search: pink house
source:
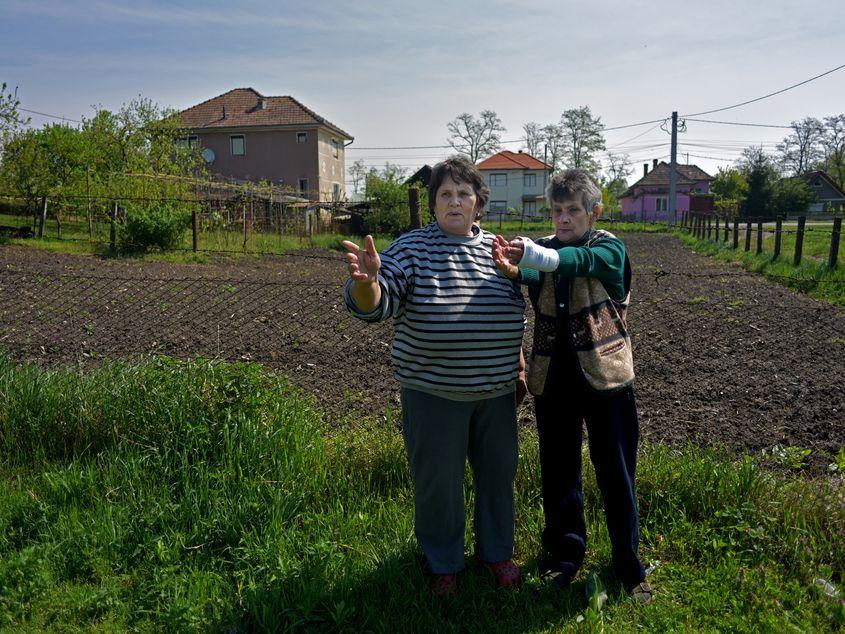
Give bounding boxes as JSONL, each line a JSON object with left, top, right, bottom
{"left": 620, "top": 160, "right": 714, "bottom": 221}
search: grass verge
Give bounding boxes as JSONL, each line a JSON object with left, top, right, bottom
{"left": 1, "top": 355, "right": 844, "bottom": 631}
{"left": 677, "top": 230, "right": 845, "bottom": 307}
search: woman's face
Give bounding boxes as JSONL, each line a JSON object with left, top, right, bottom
{"left": 551, "top": 196, "right": 598, "bottom": 243}
{"left": 434, "top": 176, "right": 479, "bottom": 237}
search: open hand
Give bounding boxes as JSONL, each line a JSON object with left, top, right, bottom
{"left": 342, "top": 235, "right": 381, "bottom": 284}
{"left": 492, "top": 235, "right": 520, "bottom": 279}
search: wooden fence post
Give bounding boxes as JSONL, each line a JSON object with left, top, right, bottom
{"left": 38, "top": 196, "right": 47, "bottom": 238}
{"left": 109, "top": 201, "right": 117, "bottom": 251}
{"left": 794, "top": 215, "right": 806, "bottom": 266}
{"left": 723, "top": 215, "right": 729, "bottom": 241}
{"left": 706, "top": 215, "right": 712, "bottom": 240}
{"left": 773, "top": 216, "right": 782, "bottom": 260}
{"left": 828, "top": 217, "right": 842, "bottom": 269}
{"left": 408, "top": 187, "right": 421, "bottom": 229}
{"left": 733, "top": 219, "right": 739, "bottom": 249}
{"left": 192, "top": 207, "right": 198, "bottom": 253}
{"left": 242, "top": 202, "right": 248, "bottom": 251}
{"left": 86, "top": 168, "right": 93, "bottom": 241}
{"left": 744, "top": 219, "right": 752, "bottom": 251}
{"left": 714, "top": 216, "right": 720, "bottom": 241}
{"left": 756, "top": 219, "right": 763, "bottom": 255}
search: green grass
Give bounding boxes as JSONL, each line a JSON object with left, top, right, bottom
{"left": 0, "top": 212, "right": 394, "bottom": 263}
{"left": 1, "top": 355, "right": 843, "bottom": 631}
{"left": 677, "top": 230, "right": 845, "bottom": 306}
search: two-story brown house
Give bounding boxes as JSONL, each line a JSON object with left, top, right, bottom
{"left": 179, "top": 88, "right": 353, "bottom": 201}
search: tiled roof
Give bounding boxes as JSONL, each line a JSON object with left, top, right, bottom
{"left": 476, "top": 151, "right": 552, "bottom": 170}
{"left": 179, "top": 88, "right": 352, "bottom": 139}
{"left": 620, "top": 161, "right": 713, "bottom": 198}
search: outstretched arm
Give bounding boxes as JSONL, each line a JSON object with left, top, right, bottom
{"left": 342, "top": 235, "right": 382, "bottom": 313}
{"left": 492, "top": 235, "right": 521, "bottom": 280}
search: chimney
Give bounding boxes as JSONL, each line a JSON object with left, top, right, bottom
{"left": 643, "top": 163, "right": 649, "bottom": 177}
{"left": 653, "top": 158, "right": 658, "bottom": 169}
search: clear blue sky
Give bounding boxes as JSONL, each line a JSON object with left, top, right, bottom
{"left": 3, "top": 0, "right": 844, "bottom": 182}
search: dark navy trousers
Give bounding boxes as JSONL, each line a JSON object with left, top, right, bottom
{"left": 534, "top": 360, "right": 645, "bottom": 589}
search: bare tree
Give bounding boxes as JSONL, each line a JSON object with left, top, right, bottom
{"left": 522, "top": 122, "right": 542, "bottom": 158}
{"left": 348, "top": 158, "right": 368, "bottom": 195}
{"left": 776, "top": 117, "right": 823, "bottom": 175}
{"left": 540, "top": 123, "right": 565, "bottom": 170}
{"left": 560, "top": 106, "right": 606, "bottom": 175}
{"left": 446, "top": 110, "right": 505, "bottom": 163}
{"left": 820, "top": 114, "right": 845, "bottom": 189}
{"left": 603, "top": 152, "right": 633, "bottom": 186}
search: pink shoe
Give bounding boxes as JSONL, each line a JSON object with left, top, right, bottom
{"left": 481, "top": 559, "right": 521, "bottom": 589}
{"left": 430, "top": 573, "right": 458, "bottom": 597}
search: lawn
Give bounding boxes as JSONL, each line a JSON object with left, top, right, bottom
{"left": 1, "top": 355, "right": 843, "bottom": 631}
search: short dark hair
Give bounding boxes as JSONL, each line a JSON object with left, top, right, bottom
{"left": 546, "top": 169, "right": 603, "bottom": 212}
{"left": 428, "top": 155, "right": 490, "bottom": 219}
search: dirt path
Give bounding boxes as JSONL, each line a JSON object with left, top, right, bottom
{"left": 1, "top": 233, "right": 843, "bottom": 469}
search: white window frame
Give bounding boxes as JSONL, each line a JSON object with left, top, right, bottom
{"left": 230, "top": 135, "right": 245, "bottom": 156}
{"left": 333, "top": 183, "right": 341, "bottom": 201}
{"left": 490, "top": 173, "right": 507, "bottom": 187}
{"left": 489, "top": 200, "right": 508, "bottom": 213}
{"left": 188, "top": 135, "right": 198, "bottom": 149}
{"left": 331, "top": 138, "right": 339, "bottom": 158}
{"left": 655, "top": 196, "right": 668, "bottom": 212}
{"left": 296, "top": 131, "right": 307, "bottom": 143}
{"left": 524, "top": 201, "right": 537, "bottom": 215}
{"left": 523, "top": 173, "right": 537, "bottom": 188}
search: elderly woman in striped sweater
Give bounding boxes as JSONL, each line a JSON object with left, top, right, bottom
{"left": 342, "top": 156, "right": 526, "bottom": 597}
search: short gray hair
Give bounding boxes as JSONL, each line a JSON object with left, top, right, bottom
{"left": 545, "top": 169, "right": 603, "bottom": 212}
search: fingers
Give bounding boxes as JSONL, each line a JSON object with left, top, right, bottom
{"left": 342, "top": 240, "right": 360, "bottom": 254}
{"left": 363, "top": 234, "right": 376, "bottom": 256}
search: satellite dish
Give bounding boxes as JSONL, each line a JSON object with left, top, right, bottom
{"left": 202, "top": 148, "right": 215, "bottom": 163}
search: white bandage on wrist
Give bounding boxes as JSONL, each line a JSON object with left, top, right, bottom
{"left": 518, "top": 237, "right": 560, "bottom": 272}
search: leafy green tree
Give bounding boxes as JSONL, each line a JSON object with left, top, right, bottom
{"left": 0, "top": 82, "right": 29, "bottom": 154}
{"left": 738, "top": 146, "right": 777, "bottom": 219}
{"left": 776, "top": 117, "right": 823, "bottom": 176}
{"left": 363, "top": 166, "right": 428, "bottom": 235}
{"left": 560, "top": 106, "right": 606, "bottom": 175}
{"left": 771, "top": 177, "right": 814, "bottom": 217}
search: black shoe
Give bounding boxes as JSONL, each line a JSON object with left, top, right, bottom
{"left": 541, "top": 568, "right": 574, "bottom": 590}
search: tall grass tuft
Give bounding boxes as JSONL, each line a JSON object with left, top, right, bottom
{"left": 0, "top": 354, "right": 843, "bottom": 631}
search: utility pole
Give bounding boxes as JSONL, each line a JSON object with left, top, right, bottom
{"left": 669, "top": 111, "right": 678, "bottom": 227}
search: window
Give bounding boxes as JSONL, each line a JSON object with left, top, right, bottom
{"left": 490, "top": 173, "right": 507, "bottom": 187}
{"left": 297, "top": 132, "right": 307, "bottom": 143}
{"left": 524, "top": 201, "right": 536, "bottom": 215}
{"left": 814, "top": 179, "right": 822, "bottom": 187}
{"left": 655, "top": 197, "right": 668, "bottom": 212}
{"left": 230, "top": 135, "right": 245, "bottom": 156}
{"left": 331, "top": 138, "right": 339, "bottom": 158}
{"left": 333, "top": 183, "right": 341, "bottom": 201}
{"left": 489, "top": 200, "right": 508, "bottom": 212}
{"left": 298, "top": 178, "right": 309, "bottom": 193}
{"left": 188, "top": 136, "right": 198, "bottom": 149}
{"left": 523, "top": 173, "right": 537, "bottom": 188}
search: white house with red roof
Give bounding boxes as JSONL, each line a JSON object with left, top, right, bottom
{"left": 476, "top": 151, "right": 553, "bottom": 220}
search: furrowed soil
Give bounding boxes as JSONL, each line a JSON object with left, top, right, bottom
{"left": 1, "top": 232, "right": 843, "bottom": 470}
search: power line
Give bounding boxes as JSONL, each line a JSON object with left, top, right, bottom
{"left": 681, "top": 63, "right": 845, "bottom": 117}
{"left": 685, "top": 118, "right": 792, "bottom": 129}
{"left": 19, "top": 107, "right": 82, "bottom": 124}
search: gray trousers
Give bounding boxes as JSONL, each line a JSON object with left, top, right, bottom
{"left": 401, "top": 387, "right": 518, "bottom": 574}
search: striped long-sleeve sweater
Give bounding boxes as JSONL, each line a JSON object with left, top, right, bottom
{"left": 344, "top": 222, "right": 525, "bottom": 401}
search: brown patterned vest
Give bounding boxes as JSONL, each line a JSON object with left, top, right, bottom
{"left": 527, "top": 230, "right": 635, "bottom": 395}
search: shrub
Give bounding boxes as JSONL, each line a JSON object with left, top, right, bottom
{"left": 116, "top": 203, "right": 188, "bottom": 252}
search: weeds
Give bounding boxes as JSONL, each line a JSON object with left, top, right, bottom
{"left": 0, "top": 355, "right": 843, "bottom": 630}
